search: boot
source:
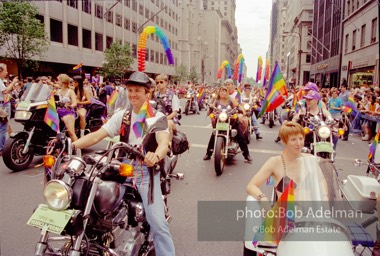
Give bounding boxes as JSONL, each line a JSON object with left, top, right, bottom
{"left": 256, "top": 134, "right": 262, "bottom": 140}
{"left": 274, "top": 136, "right": 281, "bottom": 143}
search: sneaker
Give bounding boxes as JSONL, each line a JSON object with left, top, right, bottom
{"left": 244, "top": 155, "right": 252, "bottom": 162}
{"left": 274, "top": 137, "right": 281, "bottom": 143}
{"left": 203, "top": 154, "right": 211, "bottom": 160}
{"left": 256, "top": 134, "right": 263, "bottom": 140}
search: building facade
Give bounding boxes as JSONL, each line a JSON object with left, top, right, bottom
{"left": 340, "top": 0, "right": 379, "bottom": 88}
{"left": 310, "top": 0, "right": 343, "bottom": 88}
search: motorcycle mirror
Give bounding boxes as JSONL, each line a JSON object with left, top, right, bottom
{"left": 226, "top": 105, "right": 232, "bottom": 110}
{"left": 145, "top": 115, "right": 168, "bottom": 134}
{"left": 217, "top": 105, "right": 222, "bottom": 110}
{"left": 353, "top": 159, "right": 363, "bottom": 167}
{"left": 149, "top": 100, "right": 157, "bottom": 109}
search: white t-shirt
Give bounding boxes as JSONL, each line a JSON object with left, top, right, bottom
{"left": 0, "top": 79, "right": 6, "bottom": 101}
{"left": 102, "top": 109, "right": 168, "bottom": 145}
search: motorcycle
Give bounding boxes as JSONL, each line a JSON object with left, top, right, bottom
{"left": 299, "top": 115, "right": 345, "bottom": 161}
{"left": 27, "top": 128, "right": 184, "bottom": 256}
{"left": 184, "top": 91, "right": 198, "bottom": 115}
{"left": 209, "top": 104, "right": 240, "bottom": 176}
{"left": 2, "top": 83, "right": 105, "bottom": 172}
{"left": 242, "top": 99, "right": 253, "bottom": 144}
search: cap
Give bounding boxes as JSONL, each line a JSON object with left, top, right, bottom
{"left": 244, "top": 83, "right": 252, "bottom": 90}
{"left": 126, "top": 71, "right": 151, "bottom": 89}
{"left": 304, "top": 82, "right": 319, "bottom": 92}
{"left": 303, "top": 90, "right": 321, "bottom": 101}
{"left": 73, "top": 75, "right": 83, "bottom": 82}
{"left": 224, "top": 79, "right": 234, "bottom": 85}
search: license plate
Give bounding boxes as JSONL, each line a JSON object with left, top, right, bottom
{"left": 315, "top": 142, "right": 334, "bottom": 153}
{"left": 27, "top": 204, "right": 74, "bottom": 234}
{"left": 216, "top": 123, "right": 229, "bottom": 131}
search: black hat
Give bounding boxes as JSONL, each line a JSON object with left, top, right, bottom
{"left": 126, "top": 71, "right": 151, "bottom": 89}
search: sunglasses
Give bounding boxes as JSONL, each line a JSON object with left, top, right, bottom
{"left": 156, "top": 81, "right": 165, "bottom": 84}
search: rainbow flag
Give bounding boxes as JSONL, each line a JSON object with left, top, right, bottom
{"left": 44, "top": 92, "right": 60, "bottom": 133}
{"left": 132, "top": 99, "right": 155, "bottom": 138}
{"left": 235, "top": 87, "right": 242, "bottom": 103}
{"left": 256, "top": 56, "right": 263, "bottom": 83}
{"left": 263, "top": 59, "right": 270, "bottom": 87}
{"left": 345, "top": 96, "right": 358, "bottom": 116}
{"left": 253, "top": 180, "right": 295, "bottom": 245}
{"left": 197, "top": 88, "right": 206, "bottom": 105}
{"left": 2, "top": 94, "right": 11, "bottom": 106}
{"left": 73, "top": 62, "right": 83, "bottom": 71}
{"left": 368, "top": 128, "right": 380, "bottom": 161}
{"left": 107, "top": 90, "right": 119, "bottom": 106}
{"left": 258, "top": 62, "right": 288, "bottom": 118}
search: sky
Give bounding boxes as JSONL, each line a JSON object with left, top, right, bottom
{"left": 235, "top": 0, "right": 272, "bottom": 79}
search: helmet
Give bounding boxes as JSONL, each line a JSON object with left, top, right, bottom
{"left": 224, "top": 79, "right": 234, "bottom": 85}
{"left": 126, "top": 71, "right": 151, "bottom": 89}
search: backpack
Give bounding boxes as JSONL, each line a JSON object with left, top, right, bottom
{"left": 171, "top": 130, "right": 190, "bottom": 155}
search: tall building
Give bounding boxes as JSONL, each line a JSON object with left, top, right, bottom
{"left": 340, "top": 0, "right": 379, "bottom": 88}
{"left": 310, "top": 0, "right": 343, "bottom": 88}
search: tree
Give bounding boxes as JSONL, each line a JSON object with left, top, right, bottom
{"left": 0, "top": 1, "right": 49, "bottom": 78}
{"left": 172, "top": 64, "right": 188, "bottom": 84}
{"left": 188, "top": 66, "right": 199, "bottom": 84}
{"left": 102, "top": 40, "right": 134, "bottom": 79}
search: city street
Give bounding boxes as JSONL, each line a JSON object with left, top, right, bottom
{"left": 0, "top": 102, "right": 375, "bottom": 256}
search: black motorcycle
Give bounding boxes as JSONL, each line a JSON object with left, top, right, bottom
{"left": 184, "top": 91, "right": 198, "bottom": 115}
{"left": 3, "top": 83, "right": 105, "bottom": 172}
{"left": 27, "top": 131, "right": 183, "bottom": 256}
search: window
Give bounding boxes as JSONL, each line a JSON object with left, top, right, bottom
{"left": 68, "top": 24, "right": 78, "bottom": 46}
{"left": 82, "top": 29, "right": 91, "bottom": 49}
{"left": 106, "top": 36, "right": 113, "bottom": 49}
{"left": 132, "top": 0, "right": 137, "bottom": 11}
{"left": 306, "top": 54, "right": 311, "bottom": 63}
{"left": 347, "top": 1, "right": 350, "bottom": 16}
{"left": 307, "top": 40, "right": 311, "bottom": 50}
{"left": 132, "top": 22, "right": 137, "bottom": 33}
{"left": 67, "top": 0, "right": 78, "bottom": 9}
{"left": 139, "top": 4, "right": 143, "bottom": 15}
{"left": 371, "top": 18, "right": 377, "bottom": 43}
{"left": 160, "top": 53, "right": 163, "bottom": 64}
{"left": 361, "top": 24, "right": 366, "bottom": 47}
{"left": 106, "top": 10, "right": 113, "bottom": 23}
{"left": 345, "top": 34, "right": 349, "bottom": 53}
{"left": 95, "top": 4, "right": 103, "bottom": 19}
{"left": 82, "top": 0, "right": 91, "bottom": 14}
{"left": 50, "top": 19, "right": 63, "bottom": 43}
{"left": 95, "top": 33, "right": 103, "bottom": 51}
{"left": 145, "top": 8, "right": 149, "bottom": 19}
{"left": 116, "top": 14, "right": 122, "bottom": 27}
{"left": 124, "top": 0, "right": 130, "bottom": 7}
{"left": 36, "top": 15, "right": 44, "bottom": 24}
{"left": 146, "top": 49, "right": 149, "bottom": 61}
{"left": 132, "top": 44, "right": 137, "bottom": 58}
{"left": 155, "top": 52, "right": 159, "bottom": 63}
{"left": 352, "top": 30, "right": 356, "bottom": 50}
{"left": 125, "top": 18, "right": 130, "bottom": 30}
{"left": 150, "top": 49, "right": 154, "bottom": 62}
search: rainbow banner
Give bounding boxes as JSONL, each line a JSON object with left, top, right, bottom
{"left": 107, "top": 90, "right": 119, "bottom": 107}
{"left": 263, "top": 59, "right": 270, "bottom": 87}
{"left": 197, "top": 88, "right": 206, "bottom": 105}
{"left": 217, "top": 60, "right": 232, "bottom": 79}
{"left": 233, "top": 54, "right": 245, "bottom": 82}
{"left": 132, "top": 99, "right": 156, "bottom": 138}
{"left": 138, "top": 26, "right": 174, "bottom": 72}
{"left": 73, "top": 62, "right": 83, "bottom": 71}
{"left": 235, "top": 87, "right": 242, "bottom": 103}
{"left": 368, "top": 128, "right": 380, "bottom": 161}
{"left": 258, "top": 62, "right": 288, "bottom": 118}
{"left": 253, "top": 180, "right": 295, "bottom": 245}
{"left": 44, "top": 92, "right": 60, "bottom": 133}
{"left": 256, "top": 56, "right": 263, "bottom": 83}
{"left": 344, "top": 96, "right": 358, "bottom": 116}
{"left": 2, "top": 94, "right": 11, "bottom": 106}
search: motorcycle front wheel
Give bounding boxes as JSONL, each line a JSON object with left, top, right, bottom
{"left": 214, "top": 137, "right": 226, "bottom": 176}
{"left": 3, "top": 137, "right": 33, "bottom": 171}
{"left": 185, "top": 101, "right": 190, "bottom": 115}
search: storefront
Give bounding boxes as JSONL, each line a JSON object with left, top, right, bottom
{"left": 347, "top": 59, "right": 375, "bottom": 88}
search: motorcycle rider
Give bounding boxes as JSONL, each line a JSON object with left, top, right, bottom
{"left": 73, "top": 75, "right": 91, "bottom": 138}
{"left": 241, "top": 83, "right": 263, "bottom": 140}
{"left": 154, "top": 74, "right": 180, "bottom": 137}
{"left": 203, "top": 85, "right": 252, "bottom": 162}
{"left": 72, "top": 71, "right": 175, "bottom": 256}
{"left": 187, "top": 83, "right": 201, "bottom": 114}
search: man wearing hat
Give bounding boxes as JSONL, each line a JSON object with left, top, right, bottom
{"left": 242, "top": 83, "right": 263, "bottom": 140}
{"left": 73, "top": 71, "right": 175, "bottom": 255}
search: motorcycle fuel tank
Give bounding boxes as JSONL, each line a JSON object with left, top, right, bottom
{"left": 93, "top": 181, "right": 126, "bottom": 216}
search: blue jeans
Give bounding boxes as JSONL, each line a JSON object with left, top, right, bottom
{"left": 0, "top": 120, "right": 7, "bottom": 151}
{"left": 128, "top": 162, "right": 175, "bottom": 256}
{"left": 251, "top": 112, "right": 260, "bottom": 135}
{"left": 193, "top": 97, "right": 200, "bottom": 113}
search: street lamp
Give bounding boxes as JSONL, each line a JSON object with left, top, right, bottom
{"left": 283, "top": 30, "right": 302, "bottom": 86}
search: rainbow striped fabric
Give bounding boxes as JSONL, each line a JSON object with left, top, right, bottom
{"left": 107, "top": 90, "right": 119, "bottom": 106}
{"left": 235, "top": 87, "right": 242, "bottom": 103}
{"left": 197, "top": 88, "right": 206, "bottom": 105}
{"left": 73, "top": 62, "right": 83, "bottom": 70}
{"left": 44, "top": 92, "right": 60, "bottom": 133}
{"left": 258, "top": 62, "right": 288, "bottom": 117}
{"left": 132, "top": 99, "right": 155, "bottom": 138}
{"left": 368, "top": 128, "right": 380, "bottom": 161}
{"left": 253, "top": 179, "right": 295, "bottom": 245}
{"left": 344, "top": 96, "right": 358, "bottom": 116}
{"left": 2, "top": 94, "right": 11, "bottom": 106}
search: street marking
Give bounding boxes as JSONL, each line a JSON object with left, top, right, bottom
{"left": 189, "top": 143, "right": 363, "bottom": 162}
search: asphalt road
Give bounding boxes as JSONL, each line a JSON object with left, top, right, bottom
{"left": 0, "top": 104, "right": 375, "bottom": 256}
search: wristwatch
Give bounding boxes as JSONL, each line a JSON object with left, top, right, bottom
{"left": 256, "top": 193, "right": 267, "bottom": 201}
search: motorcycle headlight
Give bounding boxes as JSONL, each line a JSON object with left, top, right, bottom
{"left": 15, "top": 110, "right": 32, "bottom": 120}
{"left": 196, "top": 93, "right": 199, "bottom": 97}
{"left": 186, "top": 94, "right": 191, "bottom": 99}
{"left": 219, "top": 112, "right": 228, "bottom": 122}
{"left": 243, "top": 103, "right": 250, "bottom": 110}
{"left": 43, "top": 180, "right": 72, "bottom": 210}
{"left": 318, "top": 126, "right": 331, "bottom": 139}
